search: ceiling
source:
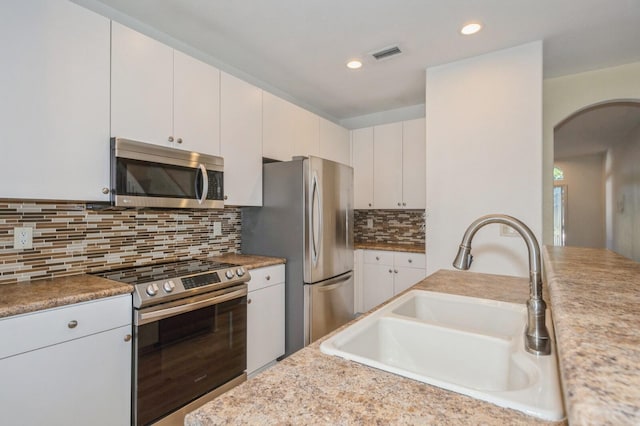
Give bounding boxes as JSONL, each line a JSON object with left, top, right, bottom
{"left": 554, "top": 102, "right": 640, "bottom": 160}
{"left": 86, "top": 0, "right": 640, "bottom": 121}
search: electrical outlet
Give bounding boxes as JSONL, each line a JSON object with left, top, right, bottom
{"left": 366, "top": 219, "right": 373, "bottom": 228}
{"left": 212, "top": 222, "right": 222, "bottom": 237}
{"left": 14, "top": 227, "right": 33, "bottom": 249}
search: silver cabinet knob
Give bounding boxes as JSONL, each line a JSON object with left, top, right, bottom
{"left": 394, "top": 269, "right": 398, "bottom": 274}
{"left": 124, "top": 334, "right": 132, "bottom": 342}
{"left": 68, "top": 320, "right": 78, "bottom": 329}
{"left": 402, "top": 202, "right": 406, "bottom": 206}
{"left": 101, "top": 187, "right": 109, "bottom": 194}
{"left": 177, "top": 137, "right": 183, "bottom": 144}
{"left": 224, "top": 195, "right": 228, "bottom": 200}
{"left": 168, "top": 136, "right": 174, "bottom": 142}
{"left": 397, "top": 202, "right": 401, "bottom": 206}
{"left": 266, "top": 275, "right": 271, "bottom": 281}
{"left": 388, "top": 269, "right": 393, "bottom": 273}
{"left": 408, "top": 259, "right": 413, "bottom": 263}
{"left": 368, "top": 203, "right": 372, "bottom": 207}
{"left": 247, "top": 298, "right": 252, "bottom": 304}
{"left": 375, "top": 256, "right": 380, "bottom": 261}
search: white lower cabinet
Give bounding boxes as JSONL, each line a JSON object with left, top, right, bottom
{"left": 0, "top": 294, "right": 132, "bottom": 426}
{"left": 247, "top": 264, "right": 285, "bottom": 376}
{"left": 361, "top": 250, "right": 426, "bottom": 312}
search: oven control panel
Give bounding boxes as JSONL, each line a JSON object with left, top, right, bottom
{"left": 132, "top": 266, "right": 248, "bottom": 308}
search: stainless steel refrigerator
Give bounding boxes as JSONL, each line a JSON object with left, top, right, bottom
{"left": 242, "top": 156, "right": 354, "bottom": 357}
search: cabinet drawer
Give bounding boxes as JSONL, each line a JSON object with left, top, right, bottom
{"left": 394, "top": 252, "right": 426, "bottom": 269}
{"left": 363, "top": 250, "right": 394, "bottom": 265}
{"left": 248, "top": 264, "right": 285, "bottom": 292}
{"left": 0, "top": 294, "right": 131, "bottom": 360}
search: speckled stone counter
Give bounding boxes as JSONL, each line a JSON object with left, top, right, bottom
{"left": 355, "top": 241, "right": 425, "bottom": 253}
{"left": 0, "top": 274, "right": 133, "bottom": 319}
{"left": 213, "top": 253, "right": 286, "bottom": 269}
{"left": 186, "top": 269, "right": 562, "bottom": 425}
{"left": 543, "top": 246, "right": 640, "bottom": 425}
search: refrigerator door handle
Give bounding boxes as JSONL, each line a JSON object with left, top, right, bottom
{"left": 315, "top": 272, "right": 353, "bottom": 292}
{"left": 311, "top": 172, "right": 323, "bottom": 266}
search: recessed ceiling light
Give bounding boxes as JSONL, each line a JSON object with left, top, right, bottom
{"left": 346, "top": 59, "right": 362, "bottom": 70}
{"left": 460, "top": 22, "right": 482, "bottom": 35}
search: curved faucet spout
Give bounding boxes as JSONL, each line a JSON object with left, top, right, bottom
{"left": 452, "top": 214, "right": 551, "bottom": 356}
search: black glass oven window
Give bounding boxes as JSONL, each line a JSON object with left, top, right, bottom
{"left": 135, "top": 297, "right": 246, "bottom": 425}
{"left": 116, "top": 158, "right": 223, "bottom": 200}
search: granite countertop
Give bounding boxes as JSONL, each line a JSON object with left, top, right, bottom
{"left": 213, "top": 253, "right": 286, "bottom": 269}
{"left": 355, "top": 241, "right": 425, "bottom": 253}
{"left": 0, "top": 274, "right": 133, "bottom": 319}
{"left": 186, "top": 269, "right": 561, "bottom": 425}
{"left": 543, "top": 246, "right": 640, "bottom": 425}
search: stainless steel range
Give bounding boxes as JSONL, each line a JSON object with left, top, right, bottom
{"left": 93, "top": 258, "right": 250, "bottom": 426}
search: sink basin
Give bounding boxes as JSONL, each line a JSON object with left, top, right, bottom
{"left": 320, "top": 290, "right": 564, "bottom": 421}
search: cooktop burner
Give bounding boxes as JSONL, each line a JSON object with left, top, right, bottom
{"left": 92, "top": 258, "right": 249, "bottom": 309}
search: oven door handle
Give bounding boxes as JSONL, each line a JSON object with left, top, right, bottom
{"left": 136, "top": 287, "right": 246, "bottom": 325}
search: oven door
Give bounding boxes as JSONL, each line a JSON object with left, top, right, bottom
{"left": 133, "top": 286, "right": 247, "bottom": 426}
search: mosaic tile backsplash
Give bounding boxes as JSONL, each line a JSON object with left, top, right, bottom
{"left": 0, "top": 201, "right": 240, "bottom": 285}
{"left": 354, "top": 209, "right": 425, "bottom": 246}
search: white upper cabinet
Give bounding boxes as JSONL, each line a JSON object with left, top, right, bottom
{"left": 173, "top": 50, "right": 221, "bottom": 155}
{"left": 352, "top": 127, "right": 374, "bottom": 209}
{"left": 373, "top": 122, "right": 404, "bottom": 208}
{"left": 263, "top": 92, "right": 319, "bottom": 161}
{"left": 111, "top": 22, "right": 173, "bottom": 146}
{"left": 220, "top": 72, "right": 263, "bottom": 206}
{"left": 111, "top": 23, "right": 220, "bottom": 156}
{"left": 402, "top": 118, "right": 426, "bottom": 209}
{"left": 0, "top": 0, "right": 111, "bottom": 201}
{"left": 319, "top": 118, "right": 351, "bottom": 165}
{"left": 351, "top": 118, "right": 426, "bottom": 210}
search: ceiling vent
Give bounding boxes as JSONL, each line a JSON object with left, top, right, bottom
{"left": 371, "top": 45, "right": 402, "bottom": 61}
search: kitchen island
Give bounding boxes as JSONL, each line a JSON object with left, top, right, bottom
{"left": 187, "top": 246, "right": 640, "bottom": 425}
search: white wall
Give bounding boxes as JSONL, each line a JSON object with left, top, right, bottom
{"left": 606, "top": 123, "right": 640, "bottom": 261}
{"left": 543, "top": 61, "right": 640, "bottom": 245}
{"left": 555, "top": 153, "right": 605, "bottom": 248}
{"left": 425, "top": 41, "right": 543, "bottom": 277}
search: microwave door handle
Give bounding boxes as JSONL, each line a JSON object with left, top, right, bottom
{"left": 197, "top": 164, "right": 209, "bottom": 205}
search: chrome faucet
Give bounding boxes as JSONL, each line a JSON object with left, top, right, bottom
{"left": 452, "top": 214, "right": 551, "bottom": 356}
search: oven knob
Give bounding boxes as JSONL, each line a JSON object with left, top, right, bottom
{"left": 163, "top": 280, "right": 175, "bottom": 293}
{"left": 236, "top": 268, "right": 245, "bottom": 277}
{"left": 146, "top": 283, "right": 158, "bottom": 296}
{"left": 225, "top": 270, "right": 235, "bottom": 279}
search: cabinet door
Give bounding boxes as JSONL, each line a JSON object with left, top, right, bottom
{"left": 262, "top": 92, "right": 294, "bottom": 161}
{"left": 221, "top": 72, "right": 263, "bottom": 206}
{"left": 319, "top": 118, "right": 350, "bottom": 165}
{"left": 362, "top": 263, "right": 394, "bottom": 311}
{"left": 0, "top": 0, "right": 110, "bottom": 201}
{"left": 0, "top": 325, "right": 132, "bottom": 426}
{"left": 111, "top": 22, "right": 173, "bottom": 145}
{"left": 373, "top": 122, "right": 403, "bottom": 208}
{"left": 394, "top": 266, "right": 426, "bottom": 295}
{"left": 352, "top": 127, "right": 374, "bottom": 209}
{"left": 247, "top": 283, "right": 285, "bottom": 375}
{"left": 173, "top": 50, "right": 220, "bottom": 155}
{"left": 402, "top": 118, "right": 426, "bottom": 208}
{"left": 292, "top": 106, "right": 320, "bottom": 158}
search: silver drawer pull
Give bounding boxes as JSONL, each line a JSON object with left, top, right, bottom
{"left": 388, "top": 269, "right": 392, "bottom": 273}
{"left": 67, "top": 320, "right": 78, "bottom": 329}
{"left": 408, "top": 259, "right": 413, "bottom": 263}
{"left": 266, "top": 275, "right": 271, "bottom": 281}
{"left": 376, "top": 256, "right": 380, "bottom": 260}
{"left": 124, "top": 334, "right": 132, "bottom": 342}
{"left": 247, "top": 299, "right": 252, "bottom": 304}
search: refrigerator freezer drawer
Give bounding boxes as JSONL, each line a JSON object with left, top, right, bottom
{"left": 304, "top": 272, "right": 355, "bottom": 345}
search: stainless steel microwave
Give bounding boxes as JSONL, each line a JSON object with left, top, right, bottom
{"left": 110, "top": 138, "right": 224, "bottom": 209}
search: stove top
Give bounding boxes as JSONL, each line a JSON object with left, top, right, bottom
{"left": 92, "top": 258, "right": 250, "bottom": 309}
